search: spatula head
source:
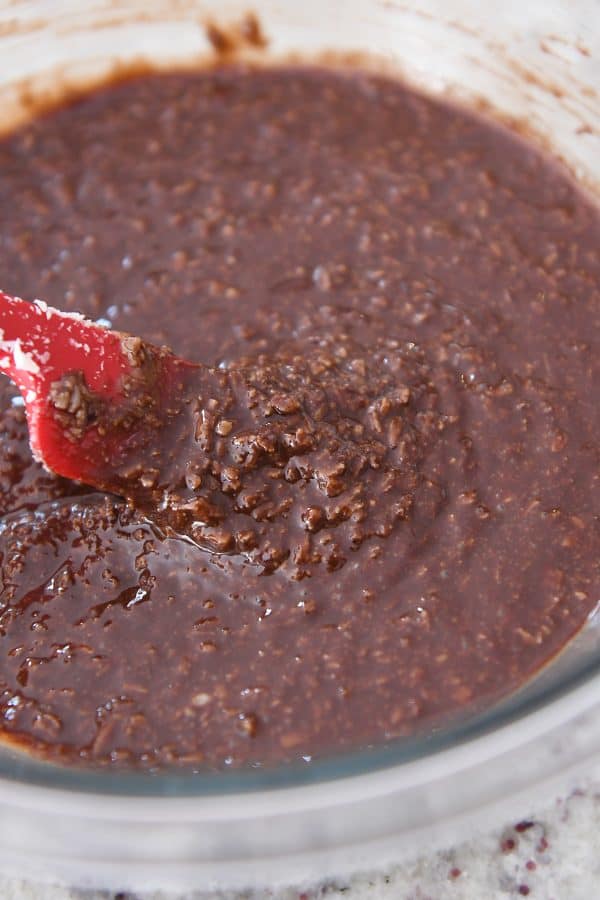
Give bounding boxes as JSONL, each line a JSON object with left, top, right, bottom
{"left": 0, "top": 290, "right": 189, "bottom": 489}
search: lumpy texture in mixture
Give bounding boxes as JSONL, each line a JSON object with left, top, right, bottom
{"left": 0, "top": 66, "right": 599, "bottom": 769}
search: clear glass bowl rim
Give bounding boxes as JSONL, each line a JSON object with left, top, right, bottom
{"left": 0, "top": 638, "right": 598, "bottom": 799}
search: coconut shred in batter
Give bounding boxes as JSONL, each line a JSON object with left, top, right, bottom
{"left": 0, "top": 66, "right": 599, "bottom": 769}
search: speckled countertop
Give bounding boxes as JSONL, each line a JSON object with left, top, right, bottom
{"left": 2, "top": 779, "right": 600, "bottom": 900}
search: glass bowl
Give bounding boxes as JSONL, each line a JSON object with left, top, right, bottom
{"left": 0, "top": 0, "right": 598, "bottom": 892}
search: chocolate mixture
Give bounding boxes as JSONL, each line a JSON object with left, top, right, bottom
{"left": 0, "top": 66, "right": 599, "bottom": 769}
{"left": 46, "top": 332, "right": 449, "bottom": 575}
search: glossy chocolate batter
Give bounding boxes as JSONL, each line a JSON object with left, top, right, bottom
{"left": 0, "top": 66, "right": 599, "bottom": 769}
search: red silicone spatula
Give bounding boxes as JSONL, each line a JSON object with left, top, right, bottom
{"left": 0, "top": 289, "right": 210, "bottom": 502}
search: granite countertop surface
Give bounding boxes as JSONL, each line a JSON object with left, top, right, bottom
{"left": 2, "top": 779, "right": 599, "bottom": 900}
